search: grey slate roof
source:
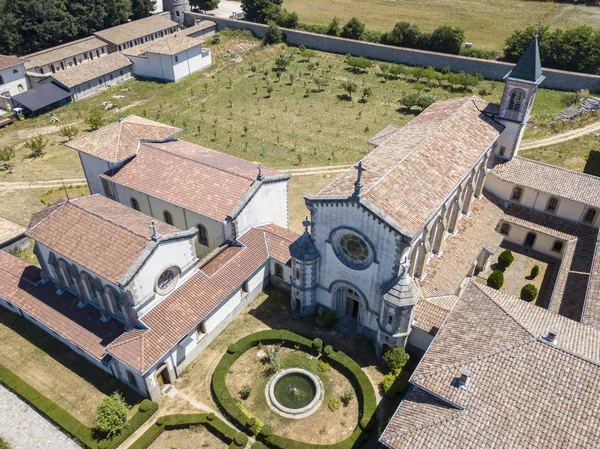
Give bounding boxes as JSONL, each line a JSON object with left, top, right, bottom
{"left": 289, "top": 231, "right": 320, "bottom": 261}
{"left": 506, "top": 35, "right": 544, "bottom": 84}
{"left": 382, "top": 270, "right": 421, "bottom": 307}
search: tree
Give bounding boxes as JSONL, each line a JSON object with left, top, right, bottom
{"left": 382, "top": 347, "right": 410, "bottom": 373}
{"left": 429, "top": 25, "right": 465, "bottom": 54}
{"left": 278, "top": 11, "right": 298, "bottom": 29}
{"left": 360, "top": 86, "right": 372, "bottom": 103}
{"left": 399, "top": 91, "right": 435, "bottom": 110}
{"left": 241, "top": 0, "right": 283, "bottom": 23}
{"left": 340, "top": 17, "right": 365, "bottom": 40}
{"left": 487, "top": 270, "right": 504, "bottom": 290}
{"left": 24, "top": 135, "right": 48, "bottom": 158}
{"left": 104, "top": 0, "right": 132, "bottom": 28}
{"left": 325, "top": 16, "right": 341, "bottom": 36}
{"left": 274, "top": 53, "right": 290, "bottom": 71}
{"left": 131, "top": 0, "right": 156, "bottom": 19}
{"left": 86, "top": 111, "right": 104, "bottom": 130}
{"left": 59, "top": 125, "right": 79, "bottom": 141}
{"left": 189, "top": 0, "right": 219, "bottom": 10}
{"left": 498, "top": 249, "right": 515, "bottom": 269}
{"left": 383, "top": 21, "right": 422, "bottom": 49}
{"left": 341, "top": 81, "right": 358, "bottom": 99}
{"left": 263, "top": 21, "right": 282, "bottom": 45}
{"left": 520, "top": 284, "right": 538, "bottom": 302}
{"left": 93, "top": 392, "right": 129, "bottom": 439}
{"left": 346, "top": 55, "right": 372, "bottom": 73}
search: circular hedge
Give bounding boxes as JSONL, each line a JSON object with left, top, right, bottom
{"left": 211, "top": 330, "right": 376, "bottom": 449}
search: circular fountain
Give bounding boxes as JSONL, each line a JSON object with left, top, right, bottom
{"left": 266, "top": 368, "right": 323, "bottom": 419}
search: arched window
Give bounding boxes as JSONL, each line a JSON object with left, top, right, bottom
{"left": 274, "top": 263, "right": 284, "bottom": 279}
{"left": 500, "top": 223, "right": 511, "bottom": 236}
{"left": 130, "top": 198, "right": 140, "bottom": 211}
{"left": 241, "top": 281, "right": 249, "bottom": 293}
{"left": 584, "top": 208, "right": 597, "bottom": 224}
{"left": 508, "top": 90, "right": 523, "bottom": 111}
{"left": 546, "top": 197, "right": 559, "bottom": 213}
{"left": 13, "top": 69, "right": 18, "bottom": 74}
{"left": 17, "top": 84, "right": 24, "bottom": 92}
{"left": 0, "top": 75, "right": 3, "bottom": 84}
{"left": 197, "top": 224, "right": 208, "bottom": 246}
{"left": 511, "top": 186, "right": 523, "bottom": 202}
{"left": 163, "top": 211, "right": 173, "bottom": 225}
{"left": 552, "top": 241, "right": 564, "bottom": 253}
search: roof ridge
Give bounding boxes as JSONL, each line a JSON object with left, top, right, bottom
{"left": 362, "top": 96, "right": 480, "bottom": 198}
{"left": 123, "top": 116, "right": 181, "bottom": 132}
{"left": 69, "top": 196, "right": 153, "bottom": 240}
{"left": 113, "top": 120, "right": 125, "bottom": 163}
{"left": 512, "top": 156, "right": 600, "bottom": 182}
{"left": 259, "top": 225, "right": 297, "bottom": 243}
{"left": 27, "top": 199, "right": 68, "bottom": 234}
{"left": 142, "top": 142, "right": 257, "bottom": 182}
{"left": 263, "top": 230, "right": 270, "bottom": 258}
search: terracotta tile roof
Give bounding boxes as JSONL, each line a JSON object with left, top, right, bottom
{"left": 382, "top": 282, "right": 600, "bottom": 449}
{"left": 24, "top": 37, "right": 107, "bottom": 70}
{"left": 260, "top": 224, "right": 299, "bottom": 265}
{"left": 416, "top": 192, "right": 504, "bottom": 299}
{"left": 106, "top": 226, "right": 283, "bottom": 372}
{"left": 102, "top": 140, "right": 282, "bottom": 221}
{"left": 503, "top": 202, "right": 598, "bottom": 241}
{"left": 0, "top": 55, "right": 27, "bottom": 71}
{"left": 0, "top": 216, "right": 25, "bottom": 245}
{"left": 547, "top": 232, "right": 598, "bottom": 321}
{"left": 65, "top": 115, "right": 180, "bottom": 163}
{"left": 317, "top": 96, "right": 503, "bottom": 235}
{"left": 491, "top": 157, "right": 600, "bottom": 208}
{"left": 26, "top": 195, "right": 178, "bottom": 284}
{"left": 123, "top": 33, "right": 202, "bottom": 56}
{"left": 366, "top": 124, "right": 402, "bottom": 146}
{"left": 179, "top": 21, "right": 216, "bottom": 36}
{"left": 0, "top": 251, "right": 125, "bottom": 360}
{"left": 582, "top": 239, "right": 600, "bottom": 329}
{"left": 412, "top": 295, "right": 457, "bottom": 335}
{"left": 94, "top": 13, "right": 177, "bottom": 46}
{"left": 51, "top": 52, "right": 132, "bottom": 89}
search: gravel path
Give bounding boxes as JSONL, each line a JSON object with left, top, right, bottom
{"left": 0, "top": 385, "right": 81, "bottom": 449}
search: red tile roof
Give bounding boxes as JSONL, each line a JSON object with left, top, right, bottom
{"left": 317, "top": 96, "right": 502, "bottom": 235}
{"left": 0, "top": 55, "right": 27, "bottom": 71}
{"left": 102, "top": 140, "right": 282, "bottom": 221}
{"left": 26, "top": 195, "right": 179, "bottom": 284}
{"left": 582, "top": 239, "right": 600, "bottom": 330}
{"left": 0, "top": 251, "right": 125, "bottom": 360}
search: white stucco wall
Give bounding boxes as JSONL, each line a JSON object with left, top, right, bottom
{"left": 406, "top": 326, "right": 434, "bottom": 354}
{"left": 499, "top": 221, "right": 565, "bottom": 259}
{"left": 128, "top": 47, "right": 211, "bottom": 82}
{"left": 70, "top": 67, "right": 133, "bottom": 101}
{"left": 79, "top": 152, "right": 112, "bottom": 195}
{"left": 234, "top": 179, "right": 289, "bottom": 237}
{"left": 0, "top": 63, "right": 28, "bottom": 98}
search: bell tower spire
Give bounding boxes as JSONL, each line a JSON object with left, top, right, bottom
{"left": 494, "top": 29, "right": 545, "bottom": 160}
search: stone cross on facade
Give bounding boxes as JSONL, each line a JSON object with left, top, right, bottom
{"left": 353, "top": 161, "right": 367, "bottom": 197}
{"left": 302, "top": 216, "right": 311, "bottom": 233}
{"left": 149, "top": 220, "right": 158, "bottom": 240}
{"left": 257, "top": 163, "right": 264, "bottom": 181}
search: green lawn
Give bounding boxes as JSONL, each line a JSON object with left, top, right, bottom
{"left": 283, "top": 0, "right": 600, "bottom": 51}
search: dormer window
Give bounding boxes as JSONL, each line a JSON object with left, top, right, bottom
{"left": 583, "top": 208, "right": 597, "bottom": 225}
{"left": 511, "top": 186, "right": 523, "bottom": 202}
{"left": 508, "top": 90, "right": 523, "bottom": 111}
{"left": 546, "top": 197, "right": 559, "bottom": 213}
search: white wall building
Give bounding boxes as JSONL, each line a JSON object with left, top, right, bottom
{"left": 0, "top": 55, "right": 29, "bottom": 110}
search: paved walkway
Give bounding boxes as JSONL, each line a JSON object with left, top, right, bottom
{"left": 0, "top": 385, "right": 81, "bottom": 449}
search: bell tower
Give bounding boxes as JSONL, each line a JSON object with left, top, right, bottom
{"left": 494, "top": 31, "right": 545, "bottom": 160}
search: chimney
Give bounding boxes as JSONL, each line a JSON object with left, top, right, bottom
{"left": 458, "top": 368, "right": 472, "bottom": 388}
{"left": 544, "top": 329, "right": 559, "bottom": 345}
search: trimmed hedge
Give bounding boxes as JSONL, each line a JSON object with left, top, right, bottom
{"left": 212, "top": 330, "right": 376, "bottom": 449}
{"left": 520, "top": 283, "right": 538, "bottom": 302}
{"left": 0, "top": 363, "right": 158, "bottom": 449}
{"left": 487, "top": 270, "right": 504, "bottom": 290}
{"left": 129, "top": 413, "right": 245, "bottom": 449}
{"left": 498, "top": 250, "right": 515, "bottom": 269}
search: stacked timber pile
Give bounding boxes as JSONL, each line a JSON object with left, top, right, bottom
{"left": 552, "top": 97, "right": 600, "bottom": 123}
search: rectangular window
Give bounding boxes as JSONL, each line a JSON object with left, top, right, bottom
{"left": 175, "top": 55, "right": 179, "bottom": 63}
{"left": 295, "top": 269, "right": 300, "bottom": 280}
{"left": 546, "top": 197, "right": 559, "bottom": 213}
{"left": 388, "top": 315, "right": 393, "bottom": 325}
{"left": 499, "top": 146, "right": 506, "bottom": 156}
{"left": 102, "top": 179, "right": 116, "bottom": 199}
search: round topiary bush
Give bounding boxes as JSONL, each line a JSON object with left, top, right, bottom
{"left": 312, "top": 338, "right": 323, "bottom": 353}
{"left": 234, "top": 432, "right": 249, "bottom": 447}
{"left": 156, "top": 416, "right": 165, "bottom": 426}
{"left": 98, "top": 440, "right": 109, "bottom": 449}
{"left": 260, "top": 424, "right": 273, "bottom": 438}
{"left": 228, "top": 343, "right": 239, "bottom": 354}
{"left": 252, "top": 442, "right": 267, "bottom": 449}
{"left": 323, "top": 345, "right": 333, "bottom": 356}
{"left": 207, "top": 412, "right": 215, "bottom": 421}
{"left": 138, "top": 399, "right": 152, "bottom": 412}
{"left": 520, "top": 283, "right": 538, "bottom": 302}
{"left": 498, "top": 250, "right": 514, "bottom": 269}
{"left": 487, "top": 270, "right": 504, "bottom": 290}
{"left": 531, "top": 265, "right": 540, "bottom": 279}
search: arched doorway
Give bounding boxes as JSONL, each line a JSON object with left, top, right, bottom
{"left": 525, "top": 232, "right": 536, "bottom": 247}
{"left": 333, "top": 286, "right": 363, "bottom": 334}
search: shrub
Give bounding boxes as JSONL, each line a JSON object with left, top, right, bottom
{"left": 260, "top": 424, "right": 273, "bottom": 438}
{"left": 341, "top": 81, "right": 358, "bottom": 99}
{"left": 138, "top": 399, "right": 152, "bottom": 413}
{"left": 382, "top": 347, "right": 410, "bottom": 374}
{"left": 323, "top": 345, "right": 333, "bottom": 356}
{"left": 325, "top": 17, "right": 341, "bottom": 36}
{"left": 498, "top": 250, "right": 515, "bottom": 269}
{"left": 323, "top": 310, "right": 336, "bottom": 328}
{"left": 381, "top": 371, "right": 410, "bottom": 398}
{"left": 263, "top": 21, "right": 283, "bottom": 45}
{"left": 328, "top": 396, "right": 341, "bottom": 411}
{"left": 312, "top": 338, "right": 323, "bottom": 354}
{"left": 234, "top": 432, "right": 249, "bottom": 447}
{"left": 228, "top": 344, "right": 240, "bottom": 354}
{"left": 521, "top": 284, "right": 538, "bottom": 302}
{"left": 93, "top": 392, "right": 129, "bottom": 439}
{"left": 278, "top": 11, "right": 298, "bottom": 29}
{"left": 346, "top": 55, "right": 372, "bottom": 73}
{"left": 59, "top": 125, "right": 79, "bottom": 141}
{"left": 240, "top": 383, "right": 252, "bottom": 400}
{"left": 317, "top": 360, "right": 330, "bottom": 372}
{"left": 341, "top": 389, "right": 354, "bottom": 406}
{"left": 0, "top": 146, "right": 16, "bottom": 162}
{"left": 207, "top": 412, "right": 215, "bottom": 421}
{"left": 460, "top": 47, "right": 499, "bottom": 60}
{"left": 531, "top": 265, "right": 540, "bottom": 279}
{"left": 24, "top": 134, "right": 48, "bottom": 158}
{"left": 85, "top": 111, "right": 104, "bottom": 130}
{"left": 399, "top": 91, "right": 435, "bottom": 110}
{"left": 341, "top": 17, "right": 365, "bottom": 40}
{"left": 429, "top": 25, "right": 465, "bottom": 54}
{"left": 487, "top": 270, "right": 504, "bottom": 290}
{"left": 274, "top": 53, "right": 290, "bottom": 71}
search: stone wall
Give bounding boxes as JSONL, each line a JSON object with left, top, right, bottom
{"left": 185, "top": 13, "right": 600, "bottom": 92}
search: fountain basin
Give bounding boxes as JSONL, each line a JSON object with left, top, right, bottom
{"left": 266, "top": 368, "right": 324, "bottom": 419}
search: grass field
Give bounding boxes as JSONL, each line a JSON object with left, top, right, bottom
{"left": 521, "top": 135, "right": 600, "bottom": 176}
{"left": 283, "top": 0, "right": 600, "bottom": 50}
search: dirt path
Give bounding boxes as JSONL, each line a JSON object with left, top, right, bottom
{"left": 520, "top": 121, "right": 600, "bottom": 150}
{"left": 0, "top": 179, "right": 87, "bottom": 192}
